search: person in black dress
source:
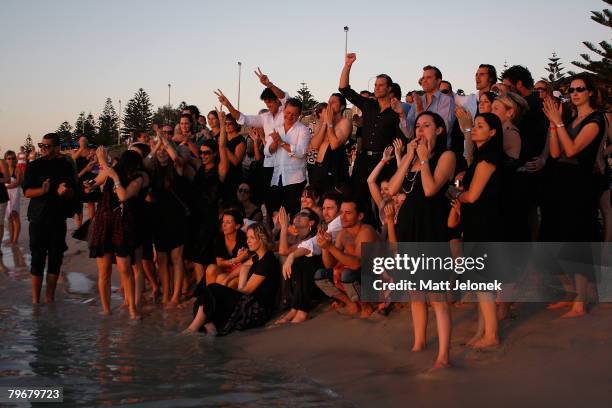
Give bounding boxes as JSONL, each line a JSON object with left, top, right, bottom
{"left": 183, "top": 223, "right": 280, "bottom": 335}
{"left": 88, "top": 148, "right": 145, "bottom": 319}
{"left": 308, "top": 94, "right": 352, "bottom": 197}
{"left": 150, "top": 136, "right": 190, "bottom": 307}
{"left": 185, "top": 139, "right": 227, "bottom": 285}
{"left": 219, "top": 113, "right": 246, "bottom": 204}
{"left": 448, "top": 112, "right": 503, "bottom": 349}
{"left": 72, "top": 136, "right": 100, "bottom": 228}
{"left": 542, "top": 74, "right": 606, "bottom": 318}
{"left": 387, "top": 111, "right": 456, "bottom": 369}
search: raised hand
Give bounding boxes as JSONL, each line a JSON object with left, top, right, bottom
{"left": 214, "top": 89, "right": 230, "bottom": 107}
{"left": 455, "top": 106, "right": 474, "bottom": 132}
{"left": 323, "top": 105, "right": 334, "bottom": 126}
{"left": 278, "top": 206, "right": 289, "bottom": 229}
{"left": 383, "top": 203, "right": 395, "bottom": 222}
{"left": 406, "top": 138, "right": 418, "bottom": 158}
{"left": 393, "top": 138, "right": 403, "bottom": 159}
{"left": 254, "top": 67, "right": 272, "bottom": 87}
{"left": 57, "top": 182, "right": 68, "bottom": 196}
{"left": 345, "top": 53, "right": 357, "bottom": 66}
{"left": 416, "top": 138, "right": 430, "bottom": 162}
{"left": 542, "top": 97, "right": 562, "bottom": 125}
{"left": 390, "top": 97, "right": 404, "bottom": 116}
{"left": 248, "top": 128, "right": 261, "bottom": 144}
{"left": 96, "top": 146, "right": 108, "bottom": 169}
{"left": 382, "top": 146, "right": 394, "bottom": 162}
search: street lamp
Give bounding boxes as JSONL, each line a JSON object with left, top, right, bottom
{"left": 168, "top": 83, "right": 171, "bottom": 107}
{"left": 367, "top": 76, "right": 377, "bottom": 92}
{"left": 344, "top": 26, "right": 349, "bottom": 55}
{"left": 237, "top": 61, "right": 242, "bottom": 110}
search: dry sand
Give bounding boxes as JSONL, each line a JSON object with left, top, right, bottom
{"left": 2, "top": 197, "right": 611, "bottom": 407}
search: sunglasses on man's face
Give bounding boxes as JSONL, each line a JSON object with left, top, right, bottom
{"left": 200, "top": 150, "right": 212, "bottom": 156}
{"left": 38, "top": 143, "right": 53, "bottom": 149}
{"left": 238, "top": 188, "right": 250, "bottom": 193}
{"left": 440, "top": 89, "right": 450, "bottom": 95}
{"left": 568, "top": 87, "right": 588, "bottom": 94}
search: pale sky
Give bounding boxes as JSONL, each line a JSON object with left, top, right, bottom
{"left": 0, "top": 0, "right": 608, "bottom": 149}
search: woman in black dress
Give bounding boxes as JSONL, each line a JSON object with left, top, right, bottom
{"left": 219, "top": 114, "right": 246, "bottom": 204}
{"left": 307, "top": 94, "right": 351, "bottom": 197}
{"left": 88, "top": 148, "right": 145, "bottom": 319}
{"left": 387, "top": 111, "right": 456, "bottom": 369}
{"left": 183, "top": 223, "right": 280, "bottom": 335}
{"left": 542, "top": 74, "right": 606, "bottom": 318}
{"left": 72, "top": 136, "right": 100, "bottom": 228}
{"left": 448, "top": 112, "right": 503, "bottom": 349}
{"left": 185, "top": 139, "right": 226, "bottom": 285}
{"left": 150, "top": 136, "right": 190, "bottom": 307}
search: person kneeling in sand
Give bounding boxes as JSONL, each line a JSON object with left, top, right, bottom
{"left": 314, "top": 197, "right": 379, "bottom": 318}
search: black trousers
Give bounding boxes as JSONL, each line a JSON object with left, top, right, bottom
{"left": 350, "top": 152, "right": 397, "bottom": 226}
{"left": 270, "top": 179, "right": 306, "bottom": 217}
{"left": 283, "top": 255, "right": 323, "bottom": 312}
{"left": 29, "top": 218, "right": 68, "bottom": 277}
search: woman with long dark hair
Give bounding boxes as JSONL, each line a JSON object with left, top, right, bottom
{"left": 448, "top": 112, "right": 503, "bottom": 348}
{"left": 542, "top": 74, "right": 606, "bottom": 318}
{"left": 3, "top": 150, "right": 23, "bottom": 244}
{"left": 387, "top": 111, "right": 456, "bottom": 369}
{"left": 88, "top": 148, "right": 146, "bottom": 319}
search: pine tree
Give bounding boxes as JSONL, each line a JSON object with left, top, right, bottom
{"left": 542, "top": 52, "right": 566, "bottom": 89}
{"left": 74, "top": 112, "right": 86, "bottom": 141}
{"left": 24, "top": 134, "right": 34, "bottom": 154}
{"left": 499, "top": 60, "right": 509, "bottom": 81}
{"left": 97, "top": 98, "right": 119, "bottom": 146}
{"left": 295, "top": 82, "right": 318, "bottom": 113}
{"left": 84, "top": 112, "right": 97, "bottom": 140}
{"left": 571, "top": 0, "right": 612, "bottom": 85}
{"left": 121, "top": 88, "right": 153, "bottom": 140}
{"left": 56, "top": 121, "right": 73, "bottom": 144}
{"left": 152, "top": 104, "right": 183, "bottom": 127}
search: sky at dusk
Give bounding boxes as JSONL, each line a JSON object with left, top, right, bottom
{"left": 0, "top": 0, "right": 608, "bottom": 149}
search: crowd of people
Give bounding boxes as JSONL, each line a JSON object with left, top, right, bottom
{"left": 2, "top": 56, "right": 611, "bottom": 370}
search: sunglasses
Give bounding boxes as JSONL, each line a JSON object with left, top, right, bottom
{"left": 200, "top": 150, "right": 213, "bottom": 156}
{"left": 164, "top": 130, "right": 173, "bottom": 134}
{"left": 6, "top": 157, "right": 16, "bottom": 160}
{"left": 440, "top": 89, "right": 451, "bottom": 95}
{"left": 534, "top": 87, "right": 546, "bottom": 93}
{"left": 238, "top": 188, "right": 250, "bottom": 193}
{"left": 568, "top": 87, "right": 588, "bottom": 94}
{"left": 38, "top": 143, "right": 53, "bottom": 149}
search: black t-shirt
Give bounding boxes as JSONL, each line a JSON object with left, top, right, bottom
{"left": 248, "top": 251, "right": 280, "bottom": 308}
{"left": 22, "top": 156, "right": 77, "bottom": 222}
{"left": 518, "top": 92, "right": 548, "bottom": 164}
{"left": 213, "top": 229, "right": 247, "bottom": 260}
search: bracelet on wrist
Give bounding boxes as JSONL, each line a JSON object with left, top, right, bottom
{"left": 555, "top": 123, "right": 565, "bottom": 128}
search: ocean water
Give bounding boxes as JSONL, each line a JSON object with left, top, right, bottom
{"left": 0, "top": 244, "right": 344, "bottom": 407}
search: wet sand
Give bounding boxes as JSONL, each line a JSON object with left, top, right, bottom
{"left": 1, "top": 198, "right": 611, "bottom": 407}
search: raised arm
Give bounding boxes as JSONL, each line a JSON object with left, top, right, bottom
{"left": 387, "top": 139, "right": 417, "bottom": 196}
{"left": 217, "top": 109, "right": 229, "bottom": 182}
{"left": 338, "top": 53, "right": 366, "bottom": 111}
{"left": 367, "top": 146, "right": 394, "bottom": 208}
{"left": 543, "top": 98, "right": 600, "bottom": 158}
{"left": 255, "top": 67, "right": 286, "bottom": 101}
{"left": 417, "top": 144, "right": 456, "bottom": 197}
{"left": 215, "top": 90, "right": 241, "bottom": 121}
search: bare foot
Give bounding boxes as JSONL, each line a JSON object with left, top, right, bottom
{"left": 181, "top": 328, "right": 198, "bottom": 335}
{"left": 275, "top": 309, "right": 297, "bottom": 324}
{"left": 561, "top": 305, "right": 586, "bottom": 318}
{"left": 100, "top": 309, "right": 112, "bottom": 316}
{"left": 547, "top": 301, "right": 573, "bottom": 310}
{"left": 412, "top": 342, "right": 426, "bottom": 352}
{"left": 337, "top": 302, "right": 359, "bottom": 316}
{"left": 290, "top": 310, "right": 308, "bottom": 324}
{"left": 431, "top": 360, "right": 452, "bottom": 370}
{"left": 129, "top": 308, "right": 142, "bottom": 320}
{"left": 470, "top": 336, "right": 500, "bottom": 349}
{"left": 359, "top": 303, "right": 374, "bottom": 319}
{"left": 466, "top": 334, "right": 483, "bottom": 347}
{"left": 164, "top": 301, "right": 179, "bottom": 310}
{"left": 326, "top": 301, "right": 344, "bottom": 312}
{"left": 204, "top": 322, "right": 217, "bottom": 336}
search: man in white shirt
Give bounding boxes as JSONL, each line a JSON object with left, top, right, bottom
{"left": 454, "top": 64, "right": 497, "bottom": 117}
{"left": 267, "top": 98, "right": 311, "bottom": 216}
{"left": 278, "top": 192, "right": 343, "bottom": 324}
{"left": 215, "top": 67, "right": 288, "bottom": 213}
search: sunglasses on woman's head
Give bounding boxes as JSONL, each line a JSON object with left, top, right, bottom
{"left": 568, "top": 87, "right": 588, "bottom": 94}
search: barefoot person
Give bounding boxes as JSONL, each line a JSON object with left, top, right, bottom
{"left": 88, "top": 148, "right": 146, "bottom": 319}
{"left": 3, "top": 151, "right": 23, "bottom": 243}
{"left": 314, "top": 197, "right": 379, "bottom": 318}
{"left": 22, "top": 133, "right": 76, "bottom": 304}
{"left": 387, "top": 111, "right": 456, "bottom": 369}
{"left": 184, "top": 223, "right": 280, "bottom": 335}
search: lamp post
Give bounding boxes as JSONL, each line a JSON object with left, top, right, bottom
{"left": 344, "top": 26, "right": 349, "bottom": 55}
{"left": 118, "top": 99, "right": 122, "bottom": 145}
{"left": 237, "top": 61, "right": 242, "bottom": 110}
{"left": 367, "top": 76, "right": 377, "bottom": 92}
{"left": 168, "top": 83, "right": 171, "bottom": 106}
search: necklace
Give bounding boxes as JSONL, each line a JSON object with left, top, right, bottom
{"left": 402, "top": 157, "right": 421, "bottom": 195}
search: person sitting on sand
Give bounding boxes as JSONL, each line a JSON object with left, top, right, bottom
{"left": 183, "top": 223, "right": 280, "bottom": 335}
{"left": 314, "top": 197, "right": 379, "bottom": 318}
{"left": 277, "top": 192, "right": 343, "bottom": 324}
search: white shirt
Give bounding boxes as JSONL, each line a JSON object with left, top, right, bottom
{"left": 297, "top": 215, "right": 342, "bottom": 256}
{"left": 236, "top": 93, "right": 288, "bottom": 168}
{"left": 267, "top": 121, "right": 311, "bottom": 187}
